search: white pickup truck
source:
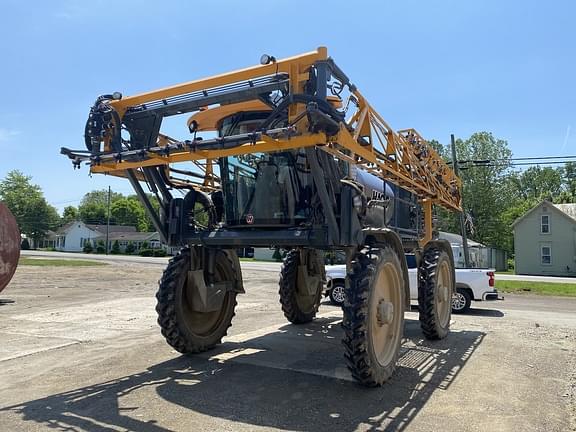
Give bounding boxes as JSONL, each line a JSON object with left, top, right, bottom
{"left": 325, "top": 254, "right": 501, "bottom": 313}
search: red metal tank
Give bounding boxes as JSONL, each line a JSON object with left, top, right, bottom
{"left": 0, "top": 202, "right": 20, "bottom": 293}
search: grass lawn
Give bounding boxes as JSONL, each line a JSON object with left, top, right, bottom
{"left": 496, "top": 270, "right": 515, "bottom": 275}
{"left": 495, "top": 280, "right": 576, "bottom": 297}
{"left": 19, "top": 257, "right": 107, "bottom": 267}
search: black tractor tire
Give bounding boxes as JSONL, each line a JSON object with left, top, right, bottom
{"left": 328, "top": 281, "right": 346, "bottom": 306}
{"left": 279, "top": 249, "right": 323, "bottom": 324}
{"left": 156, "top": 247, "right": 238, "bottom": 354}
{"left": 452, "top": 287, "right": 472, "bottom": 314}
{"left": 418, "top": 247, "right": 454, "bottom": 340}
{"left": 342, "top": 246, "right": 405, "bottom": 387}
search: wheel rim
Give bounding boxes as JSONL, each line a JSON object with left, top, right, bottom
{"left": 295, "top": 287, "right": 317, "bottom": 313}
{"left": 436, "top": 260, "right": 452, "bottom": 325}
{"left": 332, "top": 285, "right": 346, "bottom": 303}
{"left": 179, "top": 259, "right": 230, "bottom": 337}
{"left": 294, "top": 252, "right": 321, "bottom": 313}
{"left": 452, "top": 292, "right": 466, "bottom": 311}
{"left": 370, "top": 261, "right": 403, "bottom": 367}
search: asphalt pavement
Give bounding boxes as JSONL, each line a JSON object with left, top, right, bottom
{"left": 0, "top": 257, "right": 574, "bottom": 431}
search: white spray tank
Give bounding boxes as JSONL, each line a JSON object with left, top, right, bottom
{"left": 349, "top": 165, "right": 395, "bottom": 227}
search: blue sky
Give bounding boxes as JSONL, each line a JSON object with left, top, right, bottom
{"left": 1, "top": 0, "right": 575, "bottom": 212}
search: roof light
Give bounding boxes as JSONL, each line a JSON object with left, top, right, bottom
{"left": 260, "top": 54, "right": 276, "bottom": 65}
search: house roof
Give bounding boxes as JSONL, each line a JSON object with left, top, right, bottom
{"left": 56, "top": 221, "right": 78, "bottom": 234}
{"left": 108, "top": 232, "right": 159, "bottom": 242}
{"left": 438, "top": 231, "right": 485, "bottom": 248}
{"left": 87, "top": 224, "right": 137, "bottom": 234}
{"left": 554, "top": 203, "right": 576, "bottom": 221}
{"left": 43, "top": 230, "right": 59, "bottom": 240}
{"left": 57, "top": 221, "right": 138, "bottom": 235}
{"left": 512, "top": 200, "right": 576, "bottom": 228}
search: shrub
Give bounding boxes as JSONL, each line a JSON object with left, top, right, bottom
{"left": 111, "top": 240, "right": 120, "bottom": 255}
{"left": 507, "top": 258, "right": 515, "bottom": 270}
{"left": 153, "top": 249, "right": 166, "bottom": 257}
{"left": 83, "top": 239, "right": 93, "bottom": 253}
{"left": 21, "top": 238, "right": 30, "bottom": 250}
{"left": 95, "top": 240, "right": 106, "bottom": 254}
{"left": 139, "top": 248, "right": 154, "bottom": 257}
{"left": 125, "top": 241, "right": 135, "bottom": 254}
{"left": 272, "top": 248, "right": 283, "bottom": 262}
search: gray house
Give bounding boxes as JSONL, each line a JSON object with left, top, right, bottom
{"left": 512, "top": 201, "right": 576, "bottom": 276}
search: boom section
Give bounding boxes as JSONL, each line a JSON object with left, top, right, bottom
{"left": 62, "top": 47, "right": 461, "bottom": 212}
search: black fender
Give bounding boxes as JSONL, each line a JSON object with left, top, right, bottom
{"left": 363, "top": 228, "right": 411, "bottom": 310}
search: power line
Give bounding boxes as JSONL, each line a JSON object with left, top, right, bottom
{"left": 448, "top": 155, "right": 576, "bottom": 164}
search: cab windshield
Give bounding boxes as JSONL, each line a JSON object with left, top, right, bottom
{"left": 222, "top": 152, "right": 310, "bottom": 226}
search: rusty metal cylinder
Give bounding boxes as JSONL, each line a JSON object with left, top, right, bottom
{"left": 0, "top": 202, "right": 20, "bottom": 293}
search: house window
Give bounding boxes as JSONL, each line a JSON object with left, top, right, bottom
{"left": 541, "top": 245, "right": 551, "bottom": 265}
{"left": 541, "top": 215, "right": 549, "bottom": 234}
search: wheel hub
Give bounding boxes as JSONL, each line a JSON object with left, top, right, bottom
{"left": 440, "top": 285, "right": 450, "bottom": 303}
{"left": 435, "top": 260, "right": 452, "bottom": 326}
{"left": 332, "top": 285, "right": 346, "bottom": 303}
{"left": 377, "top": 300, "right": 394, "bottom": 326}
{"left": 452, "top": 292, "right": 466, "bottom": 310}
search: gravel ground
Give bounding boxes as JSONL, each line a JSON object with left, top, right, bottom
{"left": 0, "top": 259, "right": 574, "bottom": 432}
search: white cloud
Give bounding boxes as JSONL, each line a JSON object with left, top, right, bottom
{"left": 0, "top": 128, "right": 20, "bottom": 142}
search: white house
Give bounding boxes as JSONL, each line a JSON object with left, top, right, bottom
{"left": 49, "top": 221, "right": 172, "bottom": 253}
{"left": 53, "top": 222, "right": 137, "bottom": 252}
{"left": 54, "top": 221, "right": 102, "bottom": 252}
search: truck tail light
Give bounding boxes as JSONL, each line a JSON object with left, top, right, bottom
{"left": 487, "top": 271, "right": 495, "bottom": 287}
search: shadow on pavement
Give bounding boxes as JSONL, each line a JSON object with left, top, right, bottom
{"left": 410, "top": 304, "right": 504, "bottom": 318}
{"left": 2, "top": 318, "right": 485, "bottom": 432}
{"left": 464, "top": 308, "right": 504, "bottom": 317}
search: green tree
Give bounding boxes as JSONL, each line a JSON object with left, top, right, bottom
{"left": 62, "top": 205, "right": 79, "bottom": 224}
{"left": 437, "top": 132, "right": 514, "bottom": 252}
{"left": 563, "top": 162, "right": 576, "bottom": 198}
{"left": 0, "top": 170, "right": 60, "bottom": 244}
{"left": 111, "top": 240, "right": 120, "bottom": 254}
{"left": 127, "top": 194, "right": 160, "bottom": 232}
{"left": 78, "top": 189, "right": 122, "bottom": 225}
{"left": 110, "top": 197, "right": 146, "bottom": 230}
{"left": 427, "top": 139, "right": 449, "bottom": 160}
{"left": 509, "top": 166, "right": 563, "bottom": 201}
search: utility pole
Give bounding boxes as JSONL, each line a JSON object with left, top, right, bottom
{"left": 105, "top": 186, "right": 111, "bottom": 255}
{"left": 451, "top": 134, "right": 470, "bottom": 267}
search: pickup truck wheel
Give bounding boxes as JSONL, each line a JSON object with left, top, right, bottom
{"left": 418, "top": 247, "right": 454, "bottom": 340}
{"left": 156, "top": 247, "right": 238, "bottom": 354}
{"left": 452, "top": 288, "right": 471, "bottom": 313}
{"left": 279, "top": 249, "right": 323, "bottom": 324}
{"left": 329, "top": 281, "right": 346, "bottom": 306}
{"left": 343, "top": 246, "right": 405, "bottom": 386}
